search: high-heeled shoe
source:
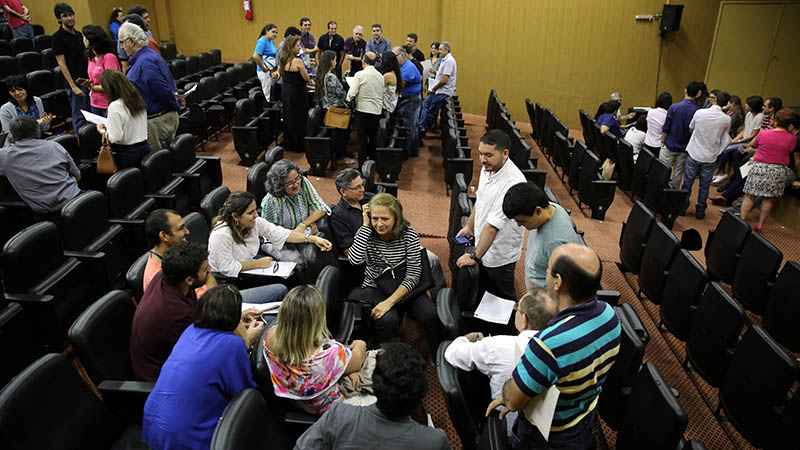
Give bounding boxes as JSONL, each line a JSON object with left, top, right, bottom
{"left": 754, "top": 224, "right": 763, "bottom": 233}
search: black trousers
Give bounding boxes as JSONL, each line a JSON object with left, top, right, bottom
{"left": 355, "top": 286, "right": 442, "bottom": 357}
{"left": 112, "top": 140, "right": 151, "bottom": 170}
{"left": 480, "top": 261, "right": 518, "bottom": 301}
{"left": 354, "top": 111, "right": 380, "bottom": 166}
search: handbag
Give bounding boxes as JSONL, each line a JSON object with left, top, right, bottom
{"left": 374, "top": 247, "right": 435, "bottom": 307}
{"left": 601, "top": 158, "right": 616, "bottom": 181}
{"left": 322, "top": 77, "right": 351, "bottom": 129}
{"left": 96, "top": 134, "right": 118, "bottom": 174}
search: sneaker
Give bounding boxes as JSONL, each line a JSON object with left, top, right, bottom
{"left": 695, "top": 210, "right": 705, "bottom": 220}
{"left": 709, "top": 196, "right": 729, "bottom": 206}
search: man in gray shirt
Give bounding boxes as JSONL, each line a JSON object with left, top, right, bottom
{"left": 0, "top": 115, "right": 81, "bottom": 217}
{"left": 365, "top": 23, "right": 391, "bottom": 65}
{"left": 503, "top": 181, "right": 583, "bottom": 289}
{"left": 295, "top": 343, "right": 451, "bottom": 450}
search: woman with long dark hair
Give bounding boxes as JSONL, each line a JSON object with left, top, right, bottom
{"left": 279, "top": 35, "right": 311, "bottom": 153}
{"left": 315, "top": 50, "right": 353, "bottom": 164}
{"left": 108, "top": 8, "right": 123, "bottom": 42}
{"left": 0, "top": 75, "right": 53, "bottom": 136}
{"left": 98, "top": 69, "right": 149, "bottom": 169}
{"left": 81, "top": 24, "right": 120, "bottom": 116}
{"left": 379, "top": 50, "right": 401, "bottom": 115}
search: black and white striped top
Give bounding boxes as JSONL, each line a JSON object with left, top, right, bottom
{"left": 347, "top": 225, "right": 421, "bottom": 292}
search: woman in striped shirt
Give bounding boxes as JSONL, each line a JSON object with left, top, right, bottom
{"left": 348, "top": 193, "right": 441, "bottom": 356}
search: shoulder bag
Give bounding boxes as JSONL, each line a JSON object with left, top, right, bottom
{"left": 96, "top": 133, "right": 118, "bottom": 174}
{"left": 374, "top": 247, "right": 435, "bottom": 306}
{"left": 323, "top": 76, "right": 351, "bottom": 129}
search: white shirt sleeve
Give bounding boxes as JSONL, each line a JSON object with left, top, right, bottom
{"left": 208, "top": 226, "right": 243, "bottom": 277}
{"left": 484, "top": 191, "right": 511, "bottom": 231}
{"left": 255, "top": 217, "right": 291, "bottom": 249}
{"left": 105, "top": 101, "right": 126, "bottom": 144}
{"left": 444, "top": 336, "right": 494, "bottom": 374}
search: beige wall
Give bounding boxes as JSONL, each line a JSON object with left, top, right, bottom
{"left": 23, "top": 0, "right": 160, "bottom": 40}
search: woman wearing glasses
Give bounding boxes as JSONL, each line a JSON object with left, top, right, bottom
{"left": 261, "top": 159, "right": 330, "bottom": 230}
{"left": 208, "top": 190, "right": 332, "bottom": 290}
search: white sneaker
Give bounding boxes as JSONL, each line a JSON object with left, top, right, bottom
{"left": 337, "top": 157, "right": 356, "bottom": 165}
{"left": 712, "top": 174, "right": 728, "bottom": 184}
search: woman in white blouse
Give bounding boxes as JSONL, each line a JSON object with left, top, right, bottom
{"left": 643, "top": 91, "right": 672, "bottom": 153}
{"left": 97, "top": 69, "right": 150, "bottom": 169}
{"left": 208, "top": 191, "right": 332, "bottom": 281}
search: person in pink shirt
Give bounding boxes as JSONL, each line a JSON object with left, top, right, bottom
{"left": 80, "top": 24, "right": 120, "bottom": 116}
{"left": 740, "top": 108, "right": 800, "bottom": 231}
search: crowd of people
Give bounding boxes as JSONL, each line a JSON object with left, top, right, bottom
{"left": 597, "top": 84, "right": 799, "bottom": 228}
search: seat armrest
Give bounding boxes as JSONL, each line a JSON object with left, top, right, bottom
{"left": 619, "top": 221, "right": 628, "bottom": 248}
{"left": 596, "top": 290, "right": 621, "bottom": 306}
{"left": 4, "top": 293, "right": 55, "bottom": 304}
{"left": 64, "top": 250, "right": 106, "bottom": 260}
{"left": 98, "top": 380, "right": 155, "bottom": 425}
{"left": 145, "top": 193, "right": 176, "bottom": 200}
{"left": 110, "top": 218, "right": 145, "bottom": 226}
{"left": 98, "top": 380, "right": 155, "bottom": 395}
{"left": 285, "top": 411, "right": 319, "bottom": 425}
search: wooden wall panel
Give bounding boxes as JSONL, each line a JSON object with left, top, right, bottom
{"left": 22, "top": 0, "right": 160, "bottom": 40}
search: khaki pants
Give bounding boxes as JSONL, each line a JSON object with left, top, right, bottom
{"left": 147, "top": 111, "right": 179, "bottom": 151}
{"left": 659, "top": 147, "right": 688, "bottom": 189}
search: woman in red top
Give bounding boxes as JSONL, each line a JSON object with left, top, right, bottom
{"left": 740, "top": 108, "right": 800, "bottom": 231}
{"left": 80, "top": 24, "right": 120, "bottom": 117}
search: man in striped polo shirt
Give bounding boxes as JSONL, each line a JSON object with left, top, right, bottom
{"left": 486, "top": 243, "right": 620, "bottom": 449}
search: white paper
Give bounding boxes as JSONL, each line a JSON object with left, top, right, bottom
{"left": 522, "top": 385, "right": 560, "bottom": 441}
{"left": 420, "top": 59, "right": 435, "bottom": 79}
{"left": 473, "top": 292, "right": 515, "bottom": 324}
{"left": 183, "top": 84, "right": 198, "bottom": 97}
{"left": 241, "top": 301, "right": 281, "bottom": 314}
{"left": 81, "top": 110, "right": 107, "bottom": 126}
{"left": 426, "top": 413, "right": 434, "bottom": 428}
{"left": 345, "top": 76, "right": 355, "bottom": 86}
{"left": 739, "top": 160, "right": 754, "bottom": 178}
{"left": 632, "top": 106, "right": 651, "bottom": 112}
{"left": 241, "top": 261, "right": 296, "bottom": 279}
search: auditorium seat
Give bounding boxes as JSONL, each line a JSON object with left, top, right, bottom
{"left": 716, "top": 325, "right": 798, "bottom": 448}
{"left": 40, "top": 47, "right": 57, "bottom": 69}
{"left": 616, "top": 138, "right": 635, "bottom": 190}
{"left": 141, "top": 149, "right": 197, "bottom": 215}
{"left": 232, "top": 98, "right": 267, "bottom": 166}
{"left": 9, "top": 37, "right": 33, "bottom": 54}
{"left": 125, "top": 252, "right": 150, "bottom": 303}
{"left": 375, "top": 146, "right": 404, "bottom": 183}
{"left": 630, "top": 147, "right": 654, "bottom": 201}
{"left": 637, "top": 223, "right": 680, "bottom": 304}
{"left": 210, "top": 389, "right": 292, "bottom": 450}
{"left": 170, "top": 58, "right": 187, "bottom": 80}
{"left": 246, "top": 162, "right": 269, "bottom": 208}
{"left": 200, "top": 185, "right": 230, "bottom": 226}
{"left": 264, "top": 145, "right": 284, "bottom": 169}
{"left": 106, "top": 168, "right": 157, "bottom": 257}
{"left": 763, "top": 261, "right": 800, "bottom": 353}
{"left": 576, "top": 149, "right": 616, "bottom": 220}
{"left": 0, "top": 353, "right": 148, "bottom": 450}
{"left": 169, "top": 133, "right": 223, "bottom": 199}
{"left": 0, "top": 55, "right": 17, "bottom": 79}
{"left": 184, "top": 211, "right": 211, "bottom": 245}
{"left": 0, "top": 291, "right": 48, "bottom": 387}
{"left": 616, "top": 362, "right": 688, "bottom": 450}
{"left": 618, "top": 200, "right": 655, "bottom": 274}
{"left": 160, "top": 42, "right": 177, "bottom": 62}
{"left": 0, "top": 40, "right": 11, "bottom": 56}
{"left": 478, "top": 411, "right": 510, "bottom": 450}
{"left": 567, "top": 140, "right": 586, "bottom": 194}
{"left": 315, "top": 266, "right": 356, "bottom": 344}
{"left": 525, "top": 98, "right": 536, "bottom": 141}
{"left": 643, "top": 157, "right": 689, "bottom": 229}
{"left": 704, "top": 210, "right": 751, "bottom": 284}
{"left": 304, "top": 107, "right": 333, "bottom": 177}
{"left": 553, "top": 131, "right": 573, "bottom": 182}
{"left": 0, "top": 175, "right": 35, "bottom": 237}
{"left": 15, "top": 51, "right": 42, "bottom": 73}
{"left": 658, "top": 249, "right": 708, "bottom": 341}
{"left": 769, "top": 389, "right": 800, "bottom": 450}
{"left": 436, "top": 264, "right": 481, "bottom": 338}
{"left": 684, "top": 282, "right": 745, "bottom": 387}
{"left": 33, "top": 34, "right": 51, "bottom": 51}
{"left": 51, "top": 133, "right": 94, "bottom": 189}
{"left": 731, "top": 233, "right": 782, "bottom": 315}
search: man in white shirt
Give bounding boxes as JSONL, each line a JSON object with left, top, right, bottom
{"left": 346, "top": 51, "right": 384, "bottom": 166}
{"left": 455, "top": 130, "right": 526, "bottom": 300}
{"left": 444, "top": 287, "right": 557, "bottom": 436}
{"left": 681, "top": 90, "right": 732, "bottom": 219}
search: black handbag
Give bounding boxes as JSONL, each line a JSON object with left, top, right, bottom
{"left": 374, "top": 247, "right": 435, "bottom": 307}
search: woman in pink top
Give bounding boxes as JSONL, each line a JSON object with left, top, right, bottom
{"left": 740, "top": 108, "right": 800, "bottom": 231}
{"left": 80, "top": 24, "right": 120, "bottom": 117}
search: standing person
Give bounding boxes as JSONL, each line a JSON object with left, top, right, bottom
{"left": 108, "top": 7, "right": 123, "bottom": 42}
{"left": 661, "top": 81, "right": 704, "bottom": 189}
{"left": 80, "top": 24, "right": 120, "bottom": 117}
{"left": 52, "top": 2, "right": 90, "bottom": 135}
{"left": 365, "top": 24, "right": 391, "bottom": 66}
{"left": 315, "top": 50, "right": 354, "bottom": 164}
{"left": 299, "top": 17, "right": 318, "bottom": 68}
{"left": 254, "top": 23, "right": 280, "bottom": 102}
{"left": 393, "top": 46, "right": 422, "bottom": 157}
{"left": 486, "top": 244, "right": 620, "bottom": 450}
{"left": 346, "top": 52, "right": 383, "bottom": 166}
{"left": 127, "top": 5, "right": 157, "bottom": 45}
{"left": 1, "top": 0, "right": 32, "bottom": 39}
{"left": 317, "top": 21, "right": 345, "bottom": 78}
{"left": 96, "top": 69, "right": 150, "bottom": 170}
{"left": 275, "top": 26, "right": 301, "bottom": 67}
{"left": 455, "top": 130, "right": 526, "bottom": 300}
{"left": 1, "top": 75, "right": 53, "bottom": 136}
{"left": 419, "top": 42, "right": 457, "bottom": 138}
{"left": 343, "top": 25, "right": 366, "bottom": 76}
{"left": 405, "top": 33, "right": 426, "bottom": 63}
{"left": 681, "top": 91, "right": 732, "bottom": 219}
{"left": 644, "top": 91, "right": 672, "bottom": 153}
{"left": 120, "top": 22, "right": 183, "bottom": 151}
{"left": 379, "top": 50, "right": 400, "bottom": 116}
{"left": 402, "top": 44, "right": 423, "bottom": 75}
{"left": 279, "top": 35, "right": 310, "bottom": 154}
{"left": 116, "top": 14, "right": 158, "bottom": 73}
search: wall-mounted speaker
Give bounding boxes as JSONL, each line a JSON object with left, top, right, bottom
{"left": 660, "top": 4, "right": 684, "bottom": 36}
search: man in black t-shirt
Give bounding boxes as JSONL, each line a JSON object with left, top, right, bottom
{"left": 318, "top": 20, "right": 345, "bottom": 78}
{"left": 51, "top": 2, "right": 89, "bottom": 134}
{"left": 405, "top": 33, "right": 426, "bottom": 63}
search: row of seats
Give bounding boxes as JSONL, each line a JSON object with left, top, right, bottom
{"left": 0, "top": 48, "right": 58, "bottom": 78}
{"left": 487, "top": 91, "right": 545, "bottom": 188}
{"left": 618, "top": 202, "right": 799, "bottom": 448}
{"left": 0, "top": 31, "right": 49, "bottom": 57}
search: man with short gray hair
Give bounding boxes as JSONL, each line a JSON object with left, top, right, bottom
{"left": 419, "top": 41, "right": 457, "bottom": 137}
{"left": 330, "top": 168, "right": 374, "bottom": 254}
{"left": 121, "top": 22, "right": 184, "bottom": 151}
{"left": 344, "top": 25, "right": 366, "bottom": 76}
{"left": 0, "top": 115, "right": 81, "bottom": 219}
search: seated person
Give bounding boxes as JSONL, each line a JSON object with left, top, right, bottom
{"left": 261, "top": 159, "right": 330, "bottom": 231}
{"left": 1, "top": 75, "right": 54, "bottom": 137}
{"left": 348, "top": 193, "right": 442, "bottom": 356}
{"left": 623, "top": 115, "right": 647, "bottom": 156}
{"left": 0, "top": 115, "right": 80, "bottom": 220}
{"left": 143, "top": 285, "right": 264, "bottom": 449}
{"left": 263, "top": 285, "right": 374, "bottom": 415}
{"left": 208, "top": 190, "right": 331, "bottom": 284}
{"left": 503, "top": 182, "right": 583, "bottom": 289}
{"left": 295, "top": 343, "right": 451, "bottom": 450}
{"left": 445, "top": 288, "right": 557, "bottom": 437}
{"left": 330, "top": 168, "right": 375, "bottom": 255}
{"left": 596, "top": 100, "right": 623, "bottom": 139}
{"left": 130, "top": 242, "right": 213, "bottom": 381}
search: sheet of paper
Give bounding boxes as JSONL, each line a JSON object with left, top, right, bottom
{"left": 739, "top": 161, "right": 754, "bottom": 178}
{"left": 241, "top": 301, "right": 281, "bottom": 313}
{"left": 81, "top": 109, "right": 107, "bottom": 126}
{"left": 183, "top": 84, "right": 198, "bottom": 97}
{"left": 522, "top": 385, "right": 560, "bottom": 442}
{"left": 241, "top": 261, "right": 296, "bottom": 279}
{"left": 632, "top": 106, "right": 651, "bottom": 112}
{"left": 427, "top": 413, "right": 435, "bottom": 428}
{"left": 473, "top": 291, "right": 515, "bottom": 324}
{"left": 345, "top": 76, "right": 355, "bottom": 86}
{"left": 420, "top": 59, "right": 435, "bottom": 79}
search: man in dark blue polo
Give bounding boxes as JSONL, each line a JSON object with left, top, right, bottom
{"left": 393, "top": 46, "right": 422, "bottom": 158}
{"left": 119, "top": 21, "right": 184, "bottom": 151}
{"left": 660, "top": 81, "right": 704, "bottom": 189}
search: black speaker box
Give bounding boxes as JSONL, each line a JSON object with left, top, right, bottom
{"left": 660, "top": 4, "right": 684, "bottom": 34}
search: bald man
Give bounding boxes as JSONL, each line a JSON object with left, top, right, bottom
{"left": 486, "top": 244, "right": 621, "bottom": 450}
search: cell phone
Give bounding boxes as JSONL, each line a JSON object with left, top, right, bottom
{"left": 75, "top": 78, "right": 89, "bottom": 85}
{"left": 454, "top": 236, "right": 470, "bottom": 244}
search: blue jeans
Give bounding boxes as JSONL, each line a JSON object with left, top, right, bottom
{"left": 67, "top": 86, "right": 91, "bottom": 135}
{"left": 91, "top": 106, "right": 107, "bottom": 117}
{"left": 240, "top": 283, "right": 288, "bottom": 304}
{"left": 717, "top": 143, "right": 744, "bottom": 169}
{"left": 396, "top": 94, "right": 421, "bottom": 156}
{"left": 682, "top": 155, "right": 718, "bottom": 214}
{"left": 512, "top": 410, "right": 597, "bottom": 450}
{"left": 418, "top": 93, "right": 448, "bottom": 133}
{"left": 11, "top": 24, "right": 34, "bottom": 39}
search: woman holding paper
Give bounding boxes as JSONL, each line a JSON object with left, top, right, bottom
{"left": 348, "top": 193, "right": 441, "bottom": 356}
{"left": 208, "top": 191, "right": 332, "bottom": 281}
{"left": 80, "top": 24, "right": 120, "bottom": 117}
{"left": 96, "top": 69, "right": 150, "bottom": 169}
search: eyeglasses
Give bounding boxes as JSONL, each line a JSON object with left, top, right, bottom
{"left": 285, "top": 176, "right": 302, "bottom": 188}
{"left": 118, "top": 37, "right": 132, "bottom": 45}
{"left": 348, "top": 183, "right": 365, "bottom": 191}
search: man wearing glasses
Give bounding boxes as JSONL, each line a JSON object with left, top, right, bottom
{"left": 330, "top": 168, "right": 374, "bottom": 255}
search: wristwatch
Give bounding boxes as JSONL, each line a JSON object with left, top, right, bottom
{"left": 470, "top": 252, "right": 480, "bottom": 262}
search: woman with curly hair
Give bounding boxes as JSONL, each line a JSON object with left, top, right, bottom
{"left": 261, "top": 159, "right": 330, "bottom": 231}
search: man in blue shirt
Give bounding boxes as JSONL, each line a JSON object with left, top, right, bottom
{"left": 393, "top": 46, "right": 422, "bottom": 158}
{"left": 119, "top": 22, "right": 184, "bottom": 151}
{"left": 365, "top": 23, "right": 391, "bottom": 65}
{"left": 661, "top": 81, "right": 704, "bottom": 189}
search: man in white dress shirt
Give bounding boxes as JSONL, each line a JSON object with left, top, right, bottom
{"left": 444, "top": 287, "right": 557, "bottom": 436}
{"left": 346, "top": 51, "right": 384, "bottom": 166}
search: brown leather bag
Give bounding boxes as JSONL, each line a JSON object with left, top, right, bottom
{"left": 96, "top": 134, "right": 118, "bottom": 174}
{"left": 322, "top": 78, "right": 350, "bottom": 129}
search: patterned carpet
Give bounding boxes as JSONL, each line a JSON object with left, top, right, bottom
{"left": 196, "top": 110, "right": 800, "bottom": 449}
